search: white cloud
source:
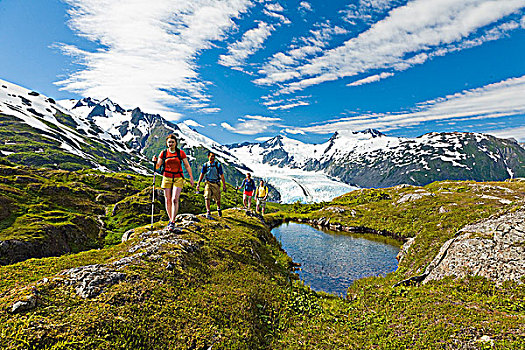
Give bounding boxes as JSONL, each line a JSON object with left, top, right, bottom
{"left": 347, "top": 72, "right": 394, "bottom": 86}
{"left": 263, "top": 96, "right": 310, "bottom": 110}
{"left": 221, "top": 114, "right": 283, "bottom": 134}
{"left": 264, "top": 11, "right": 291, "bottom": 24}
{"left": 56, "top": 0, "right": 253, "bottom": 118}
{"left": 257, "top": 0, "right": 525, "bottom": 93}
{"left": 488, "top": 125, "right": 525, "bottom": 142}
{"left": 255, "top": 136, "right": 273, "bottom": 141}
{"left": 284, "top": 128, "right": 306, "bottom": 135}
{"left": 255, "top": 21, "right": 348, "bottom": 85}
{"left": 219, "top": 21, "right": 275, "bottom": 68}
{"left": 299, "top": 2, "right": 312, "bottom": 11}
{"left": 267, "top": 101, "right": 310, "bottom": 110}
{"left": 183, "top": 119, "right": 204, "bottom": 128}
{"left": 285, "top": 75, "right": 525, "bottom": 134}
{"left": 265, "top": 3, "right": 284, "bottom": 12}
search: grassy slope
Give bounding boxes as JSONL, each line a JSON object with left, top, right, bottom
{"left": 265, "top": 180, "right": 525, "bottom": 348}
{"left": 0, "top": 113, "right": 147, "bottom": 172}
{"left": 0, "top": 164, "right": 244, "bottom": 263}
{"left": 1, "top": 179, "right": 524, "bottom": 349}
{"left": 0, "top": 211, "right": 296, "bottom": 349}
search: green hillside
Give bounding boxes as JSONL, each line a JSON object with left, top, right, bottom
{"left": 0, "top": 164, "right": 243, "bottom": 264}
{"left": 1, "top": 173, "right": 524, "bottom": 349}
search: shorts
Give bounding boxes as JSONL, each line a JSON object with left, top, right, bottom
{"left": 161, "top": 176, "right": 184, "bottom": 189}
{"left": 256, "top": 198, "right": 266, "bottom": 208}
{"left": 204, "top": 182, "right": 221, "bottom": 202}
{"left": 243, "top": 191, "right": 253, "bottom": 202}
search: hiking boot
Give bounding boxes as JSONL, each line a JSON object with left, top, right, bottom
{"left": 217, "top": 208, "right": 222, "bottom": 217}
{"left": 205, "top": 212, "right": 213, "bottom": 220}
{"left": 166, "top": 221, "right": 174, "bottom": 231}
{"left": 169, "top": 226, "right": 182, "bottom": 234}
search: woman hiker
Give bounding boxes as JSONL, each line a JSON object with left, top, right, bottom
{"left": 237, "top": 173, "right": 256, "bottom": 211}
{"left": 196, "top": 151, "right": 227, "bottom": 219}
{"left": 152, "top": 134, "right": 194, "bottom": 232}
{"left": 255, "top": 179, "right": 269, "bottom": 215}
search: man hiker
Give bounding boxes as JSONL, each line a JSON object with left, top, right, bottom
{"left": 196, "top": 152, "right": 227, "bottom": 219}
{"left": 237, "top": 173, "right": 256, "bottom": 211}
{"left": 255, "top": 180, "right": 269, "bottom": 215}
{"left": 153, "top": 134, "right": 194, "bottom": 232}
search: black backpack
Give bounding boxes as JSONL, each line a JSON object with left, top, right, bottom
{"left": 156, "top": 148, "right": 184, "bottom": 178}
{"left": 202, "top": 161, "right": 221, "bottom": 182}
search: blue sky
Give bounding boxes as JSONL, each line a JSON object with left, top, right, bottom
{"left": 1, "top": 0, "right": 524, "bottom": 144}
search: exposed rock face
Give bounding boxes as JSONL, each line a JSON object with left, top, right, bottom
{"left": 11, "top": 295, "right": 37, "bottom": 313}
{"left": 61, "top": 265, "right": 127, "bottom": 298}
{"left": 0, "top": 218, "right": 101, "bottom": 266}
{"left": 423, "top": 207, "right": 525, "bottom": 285}
{"left": 396, "top": 237, "right": 415, "bottom": 264}
{"left": 62, "top": 223, "right": 198, "bottom": 298}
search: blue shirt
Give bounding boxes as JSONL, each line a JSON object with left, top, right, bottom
{"left": 201, "top": 161, "right": 223, "bottom": 183}
{"left": 241, "top": 178, "right": 256, "bottom": 192}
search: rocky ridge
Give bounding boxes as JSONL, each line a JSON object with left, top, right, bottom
{"left": 11, "top": 214, "right": 201, "bottom": 312}
{"left": 423, "top": 206, "right": 525, "bottom": 285}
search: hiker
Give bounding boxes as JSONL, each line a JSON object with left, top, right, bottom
{"left": 237, "top": 173, "right": 256, "bottom": 211}
{"left": 255, "top": 180, "right": 269, "bottom": 215}
{"left": 152, "top": 134, "right": 194, "bottom": 231}
{"left": 196, "top": 152, "right": 227, "bottom": 219}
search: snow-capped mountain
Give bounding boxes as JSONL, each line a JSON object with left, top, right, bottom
{"left": 0, "top": 79, "right": 148, "bottom": 173}
{"left": 59, "top": 97, "right": 249, "bottom": 175}
{"left": 0, "top": 79, "right": 244, "bottom": 179}
{"left": 227, "top": 129, "right": 525, "bottom": 188}
{"left": 3, "top": 77, "right": 523, "bottom": 202}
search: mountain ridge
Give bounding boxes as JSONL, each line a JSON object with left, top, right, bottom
{"left": 227, "top": 129, "right": 525, "bottom": 188}
{"left": 2, "top": 78, "right": 524, "bottom": 200}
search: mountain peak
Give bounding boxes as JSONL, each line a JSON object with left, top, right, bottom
{"left": 359, "top": 128, "right": 384, "bottom": 137}
{"left": 73, "top": 97, "right": 99, "bottom": 109}
{"left": 328, "top": 128, "right": 384, "bottom": 142}
{"left": 99, "top": 98, "right": 126, "bottom": 114}
{"left": 262, "top": 135, "right": 285, "bottom": 147}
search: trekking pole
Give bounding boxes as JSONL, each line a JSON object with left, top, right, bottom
{"left": 236, "top": 180, "right": 239, "bottom": 205}
{"left": 151, "top": 160, "right": 156, "bottom": 230}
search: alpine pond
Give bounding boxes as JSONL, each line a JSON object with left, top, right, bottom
{"left": 272, "top": 222, "right": 400, "bottom": 296}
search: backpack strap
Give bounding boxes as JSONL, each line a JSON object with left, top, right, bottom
{"left": 162, "top": 148, "right": 184, "bottom": 178}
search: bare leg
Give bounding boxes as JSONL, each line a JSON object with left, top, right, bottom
{"left": 216, "top": 194, "right": 221, "bottom": 210}
{"left": 247, "top": 197, "right": 252, "bottom": 211}
{"left": 170, "top": 186, "right": 182, "bottom": 219}
{"left": 205, "top": 198, "right": 211, "bottom": 213}
{"left": 164, "top": 188, "right": 173, "bottom": 222}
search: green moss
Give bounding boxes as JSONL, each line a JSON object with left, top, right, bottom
{"left": 271, "top": 180, "right": 525, "bottom": 274}
{"left": 1, "top": 175, "right": 524, "bottom": 348}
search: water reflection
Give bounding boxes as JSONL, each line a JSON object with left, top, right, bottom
{"left": 272, "top": 222, "right": 400, "bottom": 296}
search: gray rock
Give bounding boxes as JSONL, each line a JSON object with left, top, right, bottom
{"left": 324, "top": 206, "right": 345, "bottom": 213}
{"left": 423, "top": 207, "right": 525, "bottom": 285}
{"left": 175, "top": 213, "right": 199, "bottom": 223}
{"left": 396, "top": 192, "right": 434, "bottom": 204}
{"left": 11, "top": 295, "right": 36, "bottom": 313}
{"left": 121, "top": 228, "right": 135, "bottom": 242}
{"left": 61, "top": 264, "right": 126, "bottom": 298}
{"left": 396, "top": 237, "right": 415, "bottom": 264}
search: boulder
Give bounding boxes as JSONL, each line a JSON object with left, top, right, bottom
{"left": 61, "top": 265, "right": 126, "bottom": 298}
{"left": 11, "top": 295, "right": 36, "bottom": 313}
{"left": 423, "top": 207, "right": 525, "bottom": 285}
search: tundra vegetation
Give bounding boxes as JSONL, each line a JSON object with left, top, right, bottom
{"left": 1, "top": 163, "right": 524, "bottom": 349}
